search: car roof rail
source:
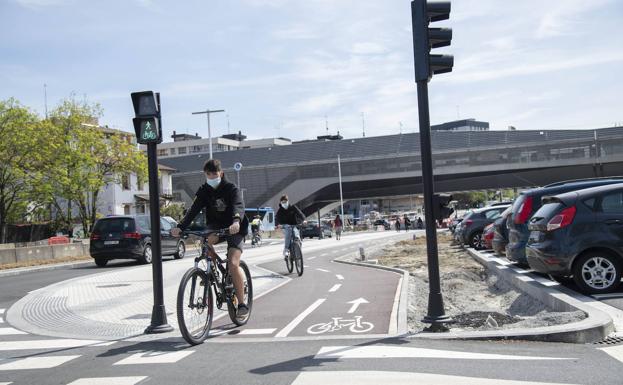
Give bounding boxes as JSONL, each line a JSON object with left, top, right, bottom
{"left": 543, "top": 176, "right": 623, "bottom": 188}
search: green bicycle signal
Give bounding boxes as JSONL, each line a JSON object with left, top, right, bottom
{"left": 138, "top": 118, "right": 159, "bottom": 143}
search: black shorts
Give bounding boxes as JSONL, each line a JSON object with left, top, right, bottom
{"left": 216, "top": 233, "right": 245, "bottom": 252}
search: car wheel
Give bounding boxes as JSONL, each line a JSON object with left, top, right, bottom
{"left": 94, "top": 258, "right": 108, "bottom": 267}
{"left": 174, "top": 241, "right": 185, "bottom": 259}
{"left": 140, "top": 244, "right": 153, "bottom": 264}
{"left": 469, "top": 231, "right": 483, "bottom": 250}
{"left": 573, "top": 251, "right": 622, "bottom": 294}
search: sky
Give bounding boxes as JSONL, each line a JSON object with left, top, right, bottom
{"left": 1, "top": 0, "right": 622, "bottom": 142}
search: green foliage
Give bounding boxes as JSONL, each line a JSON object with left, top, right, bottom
{"left": 161, "top": 202, "right": 185, "bottom": 222}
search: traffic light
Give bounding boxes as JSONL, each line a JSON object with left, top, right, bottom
{"left": 411, "top": 0, "right": 453, "bottom": 82}
{"left": 131, "top": 91, "right": 162, "bottom": 144}
{"left": 433, "top": 193, "right": 454, "bottom": 220}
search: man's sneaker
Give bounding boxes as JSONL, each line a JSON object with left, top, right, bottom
{"left": 237, "top": 303, "right": 249, "bottom": 318}
{"left": 283, "top": 250, "right": 290, "bottom": 260}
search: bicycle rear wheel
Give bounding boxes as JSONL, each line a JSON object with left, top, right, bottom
{"left": 227, "top": 260, "right": 254, "bottom": 326}
{"left": 293, "top": 240, "right": 304, "bottom": 276}
{"left": 177, "top": 268, "right": 213, "bottom": 345}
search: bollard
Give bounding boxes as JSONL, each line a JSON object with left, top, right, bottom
{"left": 359, "top": 246, "right": 365, "bottom": 261}
{"left": 413, "top": 234, "right": 417, "bottom": 240}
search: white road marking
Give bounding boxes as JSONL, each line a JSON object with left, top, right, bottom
{"left": 291, "top": 371, "right": 580, "bottom": 385}
{"left": 0, "top": 382, "right": 11, "bottom": 385}
{"left": 347, "top": 298, "right": 369, "bottom": 314}
{"left": 316, "top": 268, "right": 330, "bottom": 273}
{"left": 320, "top": 253, "right": 328, "bottom": 257}
{"left": 315, "top": 346, "right": 574, "bottom": 360}
{"left": 0, "top": 327, "right": 27, "bottom": 335}
{"left": 599, "top": 345, "right": 623, "bottom": 363}
{"left": 308, "top": 257, "right": 317, "bottom": 260}
{"left": 0, "top": 309, "right": 4, "bottom": 314}
{"left": 0, "top": 355, "right": 80, "bottom": 370}
{"left": 328, "top": 284, "right": 342, "bottom": 292}
{"left": 0, "top": 339, "right": 109, "bottom": 351}
{"left": 275, "top": 298, "right": 326, "bottom": 338}
{"left": 336, "top": 274, "right": 344, "bottom": 280}
{"left": 238, "top": 328, "right": 276, "bottom": 335}
{"left": 496, "top": 265, "right": 509, "bottom": 270}
{"left": 114, "top": 350, "right": 195, "bottom": 365}
{"left": 517, "top": 276, "right": 535, "bottom": 282}
{"left": 67, "top": 377, "right": 148, "bottom": 385}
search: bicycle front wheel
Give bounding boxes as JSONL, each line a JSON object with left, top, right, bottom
{"left": 177, "top": 268, "right": 213, "bottom": 345}
{"left": 227, "top": 261, "right": 254, "bottom": 326}
{"left": 285, "top": 249, "right": 294, "bottom": 273}
{"left": 293, "top": 240, "right": 304, "bottom": 276}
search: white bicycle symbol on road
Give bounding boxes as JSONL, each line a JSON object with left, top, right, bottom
{"left": 307, "top": 316, "right": 374, "bottom": 334}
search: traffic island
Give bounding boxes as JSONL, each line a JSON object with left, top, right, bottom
{"left": 339, "top": 233, "right": 614, "bottom": 343}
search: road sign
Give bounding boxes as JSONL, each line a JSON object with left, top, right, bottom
{"left": 234, "top": 162, "right": 243, "bottom": 171}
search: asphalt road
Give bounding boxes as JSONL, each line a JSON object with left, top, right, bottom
{"left": 1, "top": 231, "right": 622, "bottom": 384}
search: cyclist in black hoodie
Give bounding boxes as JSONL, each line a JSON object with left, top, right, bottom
{"left": 276, "top": 194, "right": 305, "bottom": 260}
{"left": 172, "top": 159, "right": 250, "bottom": 317}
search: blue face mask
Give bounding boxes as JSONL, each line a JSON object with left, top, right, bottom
{"left": 207, "top": 177, "right": 221, "bottom": 189}
{"left": 281, "top": 201, "right": 289, "bottom": 209}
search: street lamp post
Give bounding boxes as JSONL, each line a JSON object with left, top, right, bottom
{"left": 338, "top": 154, "right": 345, "bottom": 220}
{"left": 191, "top": 108, "right": 225, "bottom": 159}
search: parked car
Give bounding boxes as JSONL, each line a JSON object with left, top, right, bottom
{"left": 507, "top": 177, "right": 623, "bottom": 265}
{"left": 483, "top": 223, "right": 495, "bottom": 250}
{"left": 449, "top": 216, "right": 462, "bottom": 233}
{"left": 492, "top": 206, "right": 512, "bottom": 256}
{"left": 89, "top": 215, "right": 185, "bottom": 267}
{"left": 526, "top": 183, "right": 623, "bottom": 294}
{"left": 373, "top": 219, "right": 391, "bottom": 230}
{"left": 301, "top": 220, "right": 331, "bottom": 239}
{"left": 455, "top": 205, "right": 510, "bottom": 249}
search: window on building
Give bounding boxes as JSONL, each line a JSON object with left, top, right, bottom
{"left": 137, "top": 175, "right": 145, "bottom": 191}
{"left": 170, "top": 148, "right": 176, "bottom": 155}
{"left": 136, "top": 204, "right": 146, "bottom": 214}
{"left": 123, "top": 204, "right": 131, "bottom": 215}
{"left": 122, "top": 174, "right": 131, "bottom": 190}
{"left": 178, "top": 147, "right": 187, "bottom": 154}
{"left": 158, "top": 148, "right": 168, "bottom": 157}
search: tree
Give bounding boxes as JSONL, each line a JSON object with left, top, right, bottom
{"left": 48, "top": 98, "right": 147, "bottom": 235}
{"left": 0, "top": 99, "right": 52, "bottom": 243}
{"left": 161, "top": 202, "right": 185, "bottom": 221}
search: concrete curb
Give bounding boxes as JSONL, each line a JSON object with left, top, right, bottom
{"left": 333, "top": 254, "right": 410, "bottom": 336}
{"left": 436, "top": 248, "right": 614, "bottom": 343}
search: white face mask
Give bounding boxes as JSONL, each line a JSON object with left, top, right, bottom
{"left": 281, "top": 201, "right": 289, "bottom": 209}
{"left": 206, "top": 177, "right": 221, "bottom": 189}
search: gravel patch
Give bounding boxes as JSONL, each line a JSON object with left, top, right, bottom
{"left": 374, "top": 233, "right": 586, "bottom": 333}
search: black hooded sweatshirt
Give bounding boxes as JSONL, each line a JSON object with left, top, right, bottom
{"left": 178, "top": 174, "right": 248, "bottom": 235}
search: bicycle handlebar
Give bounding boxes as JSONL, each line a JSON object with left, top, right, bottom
{"left": 182, "top": 228, "right": 230, "bottom": 239}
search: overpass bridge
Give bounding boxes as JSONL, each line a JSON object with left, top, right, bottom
{"left": 160, "top": 126, "right": 623, "bottom": 215}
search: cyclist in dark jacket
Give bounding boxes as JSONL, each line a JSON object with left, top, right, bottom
{"left": 172, "top": 159, "right": 250, "bottom": 317}
{"left": 276, "top": 194, "right": 305, "bottom": 259}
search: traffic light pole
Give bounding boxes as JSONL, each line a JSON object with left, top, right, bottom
{"left": 416, "top": 79, "right": 453, "bottom": 331}
{"left": 144, "top": 139, "right": 173, "bottom": 334}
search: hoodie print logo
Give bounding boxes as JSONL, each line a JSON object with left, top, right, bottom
{"left": 215, "top": 199, "right": 227, "bottom": 212}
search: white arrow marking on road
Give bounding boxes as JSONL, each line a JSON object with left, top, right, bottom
{"left": 114, "top": 350, "right": 195, "bottom": 365}
{"left": 347, "top": 298, "right": 369, "bottom": 314}
{"left": 315, "top": 346, "right": 575, "bottom": 360}
{"left": 291, "top": 371, "right": 580, "bottom": 385}
{"left": 67, "top": 377, "right": 148, "bottom": 385}
{"left": 336, "top": 274, "right": 344, "bottom": 280}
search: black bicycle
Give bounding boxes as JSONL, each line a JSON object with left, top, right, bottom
{"left": 251, "top": 229, "right": 262, "bottom": 247}
{"left": 284, "top": 226, "right": 303, "bottom": 276}
{"left": 176, "top": 229, "right": 253, "bottom": 345}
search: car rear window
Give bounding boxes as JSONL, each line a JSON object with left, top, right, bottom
{"left": 531, "top": 202, "right": 565, "bottom": 223}
{"left": 511, "top": 194, "right": 527, "bottom": 216}
{"left": 93, "top": 218, "right": 135, "bottom": 233}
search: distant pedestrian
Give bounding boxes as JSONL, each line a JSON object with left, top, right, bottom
{"left": 403, "top": 214, "right": 411, "bottom": 232}
{"left": 334, "top": 214, "right": 343, "bottom": 240}
{"left": 417, "top": 217, "right": 423, "bottom": 229}
{"left": 395, "top": 218, "right": 401, "bottom": 232}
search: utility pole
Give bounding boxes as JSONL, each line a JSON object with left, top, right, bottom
{"left": 361, "top": 112, "right": 366, "bottom": 137}
{"left": 191, "top": 108, "right": 225, "bottom": 159}
{"left": 338, "top": 154, "right": 345, "bottom": 220}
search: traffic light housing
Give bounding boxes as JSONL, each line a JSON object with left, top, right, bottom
{"left": 411, "top": 0, "right": 454, "bottom": 82}
{"left": 131, "top": 91, "right": 162, "bottom": 144}
{"left": 433, "top": 193, "right": 454, "bottom": 220}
